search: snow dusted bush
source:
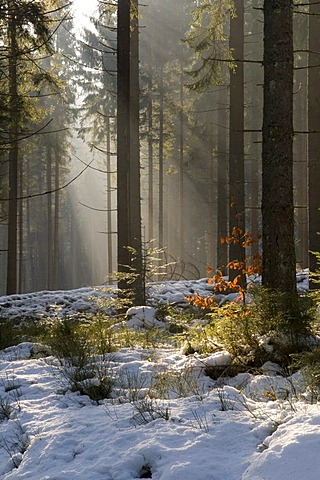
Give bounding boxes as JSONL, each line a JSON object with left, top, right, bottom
{"left": 45, "top": 317, "right": 115, "bottom": 402}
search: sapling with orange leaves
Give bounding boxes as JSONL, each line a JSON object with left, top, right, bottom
{"left": 187, "top": 228, "right": 261, "bottom": 308}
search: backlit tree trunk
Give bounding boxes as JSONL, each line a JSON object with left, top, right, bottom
{"left": 308, "top": 0, "right": 320, "bottom": 282}
{"left": 228, "top": 0, "right": 245, "bottom": 285}
{"left": 47, "top": 142, "right": 53, "bottom": 289}
{"left": 106, "top": 115, "right": 113, "bottom": 280}
{"left": 129, "top": 0, "right": 143, "bottom": 304}
{"left": 147, "top": 63, "right": 154, "bottom": 242}
{"left": 117, "top": 0, "right": 131, "bottom": 287}
{"left": 117, "top": 0, "right": 143, "bottom": 304}
{"left": 262, "top": 0, "right": 298, "bottom": 307}
{"left": 53, "top": 155, "right": 60, "bottom": 290}
{"left": 7, "top": 4, "right": 19, "bottom": 295}
{"left": 158, "top": 65, "right": 164, "bottom": 250}
{"left": 217, "top": 82, "right": 228, "bottom": 273}
{"left": 179, "top": 75, "right": 185, "bottom": 262}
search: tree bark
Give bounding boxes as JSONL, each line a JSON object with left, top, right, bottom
{"left": 217, "top": 83, "right": 228, "bottom": 273}
{"left": 158, "top": 65, "right": 164, "bottom": 250}
{"left": 179, "top": 75, "right": 185, "bottom": 262}
{"left": 53, "top": 155, "right": 60, "bottom": 290}
{"left": 129, "top": 0, "right": 143, "bottom": 304}
{"left": 228, "top": 0, "right": 245, "bottom": 285}
{"left": 6, "top": 3, "right": 19, "bottom": 295}
{"left": 18, "top": 159, "right": 23, "bottom": 293}
{"left": 47, "top": 142, "right": 53, "bottom": 289}
{"left": 117, "top": 0, "right": 131, "bottom": 285}
{"left": 207, "top": 137, "right": 215, "bottom": 270}
{"left": 308, "top": 0, "right": 320, "bottom": 283}
{"left": 117, "top": 0, "right": 143, "bottom": 303}
{"left": 106, "top": 115, "right": 113, "bottom": 280}
{"left": 147, "top": 67, "right": 154, "bottom": 242}
{"left": 262, "top": 0, "right": 298, "bottom": 306}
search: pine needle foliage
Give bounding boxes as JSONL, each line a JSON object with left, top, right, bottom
{"left": 184, "top": 0, "right": 234, "bottom": 91}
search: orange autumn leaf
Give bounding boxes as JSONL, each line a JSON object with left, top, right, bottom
{"left": 232, "top": 226, "right": 242, "bottom": 237}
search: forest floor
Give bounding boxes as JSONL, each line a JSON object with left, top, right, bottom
{"left": 0, "top": 272, "right": 319, "bottom": 480}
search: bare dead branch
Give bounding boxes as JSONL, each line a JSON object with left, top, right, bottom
{"left": 0, "top": 158, "right": 94, "bottom": 202}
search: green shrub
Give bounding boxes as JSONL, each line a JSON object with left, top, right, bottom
{"left": 291, "top": 346, "right": 320, "bottom": 401}
{"left": 46, "top": 318, "right": 91, "bottom": 367}
{"left": 0, "top": 319, "right": 19, "bottom": 350}
{"left": 207, "top": 287, "right": 312, "bottom": 367}
{"left": 150, "top": 366, "right": 205, "bottom": 400}
{"left": 131, "top": 398, "right": 171, "bottom": 425}
{"left": 154, "top": 305, "right": 216, "bottom": 354}
{"left": 46, "top": 317, "right": 114, "bottom": 402}
{"left": 86, "top": 314, "right": 117, "bottom": 355}
{"left": 0, "top": 317, "right": 52, "bottom": 352}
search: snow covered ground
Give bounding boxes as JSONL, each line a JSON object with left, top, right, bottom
{"left": 1, "top": 271, "right": 319, "bottom": 480}
{"left": 0, "top": 270, "right": 309, "bottom": 320}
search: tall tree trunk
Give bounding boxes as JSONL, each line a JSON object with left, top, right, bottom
{"left": 248, "top": 75, "right": 261, "bottom": 257}
{"left": 6, "top": 4, "right": 19, "bottom": 295}
{"left": 147, "top": 66, "right": 154, "bottom": 242}
{"left": 117, "top": 0, "right": 143, "bottom": 303}
{"left": 228, "top": 0, "right": 245, "bottom": 285}
{"left": 262, "top": 0, "right": 298, "bottom": 309}
{"left": 25, "top": 157, "right": 31, "bottom": 291}
{"left": 18, "top": 159, "right": 23, "bottom": 293}
{"left": 129, "top": 0, "right": 143, "bottom": 304}
{"left": 207, "top": 138, "right": 215, "bottom": 270}
{"left": 179, "top": 75, "right": 185, "bottom": 262}
{"left": 106, "top": 115, "right": 113, "bottom": 280}
{"left": 294, "top": 68, "right": 308, "bottom": 269}
{"left": 53, "top": 155, "right": 60, "bottom": 290}
{"left": 308, "top": 0, "right": 320, "bottom": 282}
{"left": 47, "top": 143, "right": 53, "bottom": 289}
{"left": 0, "top": 156, "right": 7, "bottom": 294}
{"left": 246, "top": 3, "right": 263, "bottom": 258}
{"left": 158, "top": 65, "right": 164, "bottom": 249}
{"left": 217, "top": 83, "right": 228, "bottom": 273}
{"left": 117, "top": 0, "right": 131, "bottom": 287}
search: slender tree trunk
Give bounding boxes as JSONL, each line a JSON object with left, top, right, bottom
{"left": 179, "top": 75, "right": 185, "bottom": 262}
{"left": 167, "top": 150, "right": 175, "bottom": 262}
{"left": 158, "top": 65, "right": 164, "bottom": 249}
{"left": 53, "top": 155, "right": 60, "bottom": 290}
{"left": 0, "top": 156, "right": 7, "bottom": 294}
{"left": 228, "top": 0, "right": 245, "bottom": 285}
{"left": 217, "top": 83, "right": 228, "bottom": 273}
{"left": 25, "top": 157, "right": 31, "bottom": 291}
{"left": 129, "top": 0, "right": 143, "bottom": 304}
{"left": 262, "top": 0, "right": 298, "bottom": 307}
{"left": 308, "top": 0, "right": 320, "bottom": 282}
{"left": 246, "top": 3, "right": 263, "bottom": 258}
{"left": 117, "top": 0, "right": 131, "bottom": 285}
{"left": 47, "top": 143, "right": 53, "bottom": 289}
{"left": 249, "top": 94, "right": 260, "bottom": 256}
{"left": 294, "top": 68, "right": 308, "bottom": 269}
{"left": 106, "top": 115, "right": 113, "bottom": 280}
{"left": 207, "top": 138, "right": 215, "bottom": 269}
{"left": 18, "top": 160, "right": 23, "bottom": 293}
{"left": 117, "top": 0, "right": 143, "bottom": 303}
{"left": 7, "top": 5, "right": 19, "bottom": 295}
{"left": 147, "top": 67, "right": 154, "bottom": 242}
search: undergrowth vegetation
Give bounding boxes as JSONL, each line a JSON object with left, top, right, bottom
{"left": 1, "top": 243, "right": 320, "bottom": 403}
